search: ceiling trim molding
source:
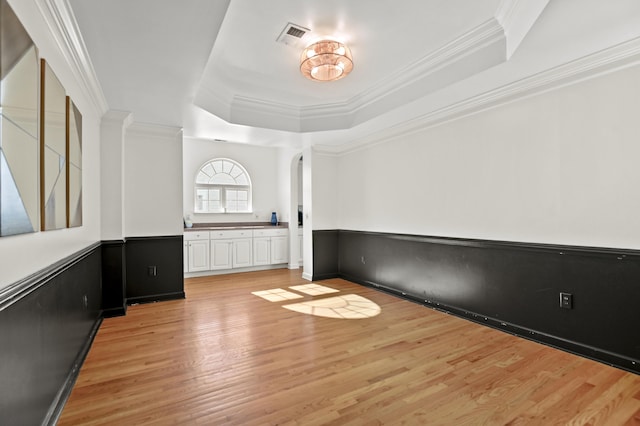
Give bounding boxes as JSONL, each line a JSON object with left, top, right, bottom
{"left": 231, "top": 95, "right": 302, "bottom": 132}
{"left": 126, "top": 122, "right": 183, "bottom": 140}
{"left": 101, "top": 110, "right": 134, "bottom": 128}
{"left": 495, "top": 0, "right": 520, "bottom": 26}
{"left": 299, "top": 99, "right": 352, "bottom": 119}
{"left": 233, "top": 95, "right": 301, "bottom": 119}
{"left": 229, "top": 95, "right": 355, "bottom": 132}
{"left": 495, "top": 0, "right": 550, "bottom": 59}
{"left": 316, "top": 36, "right": 640, "bottom": 155}
{"left": 350, "top": 18, "right": 505, "bottom": 112}
{"left": 196, "top": 18, "right": 506, "bottom": 133}
{"left": 194, "top": 84, "right": 234, "bottom": 123}
{"left": 34, "top": 0, "right": 109, "bottom": 115}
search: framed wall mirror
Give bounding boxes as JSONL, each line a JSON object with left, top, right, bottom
{"left": 67, "top": 97, "right": 82, "bottom": 228}
{"left": 40, "top": 59, "right": 67, "bottom": 231}
{"left": 0, "top": 0, "right": 39, "bottom": 236}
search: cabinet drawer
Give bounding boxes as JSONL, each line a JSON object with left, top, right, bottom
{"left": 184, "top": 232, "right": 209, "bottom": 241}
{"left": 210, "top": 229, "right": 253, "bottom": 239}
{"left": 253, "top": 228, "right": 288, "bottom": 238}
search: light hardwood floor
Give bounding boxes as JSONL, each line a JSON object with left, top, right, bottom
{"left": 59, "top": 269, "right": 640, "bottom": 425}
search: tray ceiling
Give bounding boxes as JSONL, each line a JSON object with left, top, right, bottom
{"left": 67, "top": 0, "right": 640, "bottom": 151}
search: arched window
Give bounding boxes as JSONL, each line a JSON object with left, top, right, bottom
{"left": 194, "top": 158, "right": 252, "bottom": 213}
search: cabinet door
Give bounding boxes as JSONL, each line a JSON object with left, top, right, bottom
{"left": 188, "top": 239, "right": 210, "bottom": 272}
{"left": 233, "top": 238, "right": 253, "bottom": 268}
{"left": 211, "top": 239, "right": 233, "bottom": 270}
{"left": 183, "top": 242, "right": 189, "bottom": 273}
{"left": 270, "top": 236, "right": 289, "bottom": 265}
{"left": 253, "top": 237, "right": 271, "bottom": 266}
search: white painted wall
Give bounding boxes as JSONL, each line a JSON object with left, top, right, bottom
{"left": 183, "top": 138, "right": 280, "bottom": 224}
{"left": 337, "top": 63, "right": 640, "bottom": 250}
{"left": 124, "top": 124, "right": 183, "bottom": 237}
{"left": 301, "top": 146, "right": 313, "bottom": 280}
{"left": 276, "top": 146, "right": 303, "bottom": 268}
{"left": 0, "top": 0, "right": 102, "bottom": 288}
{"left": 276, "top": 146, "right": 298, "bottom": 225}
{"left": 312, "top": 151, "right": 339, "bottom": 230}
{"left": 100, "top": 111, "right": 131, "bottom": 240}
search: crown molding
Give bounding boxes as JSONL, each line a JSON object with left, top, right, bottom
{"left": 34, "top": 0, "right": 109, "bottom": 116}
{"left": 495, "top": 0, "right": 520, "bottom": 27}
{"left": 233, "top": 95, "right": 300, "bottom": 118}
{"left": 496, "top": 0, "right": 550, "bottom": 59}
{"left": 229, "top": 95, "right": 355, "bottom": 132}
{"left": 101, "top": 110, "right": 134, "bottom": 128}
{"left": 350, "top": 18, "right": 505, "bottom": 113}
{"left": 315, "top": 36, "right": 640, "bottom": 155}
{"left": 126, "top": 122, "right": 183, "bottom": 140}
{"left": 194, "top": 83, "right": 234, "bottom": 123}
{"left": 230, "top": 95, "right": 303, "bottom": 132}
{"left": 196, "top": 18, "right": 506, "bottom": 133}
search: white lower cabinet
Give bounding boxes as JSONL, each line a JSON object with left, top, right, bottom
{"left": 183, "top": 241, "right": 189, "bottom": 273}
{"left": 271, "top": 236, "right": 288, "bottom": 264}
{"left": 233, "top": 238, "right": 253, "bottom": 268}
{"left": 184, "top": 232, "right": 210, "bottom": 272}
{"left": 253, "top": 228, "right": 289, "bottom": 265}
{"left": 210, "top": 229, "right": 254, "bottom": 269}
{"left": 253, "top": 237, "right": 271, "bottom": 266}
{"left": 210, "top": 239, "right": 232, "bottom": 270}
{"left": 188, "top": 240, "right": 210, "bottom": 271}
{"left": 186, "top": 227, "right": 289, "bottom": 275}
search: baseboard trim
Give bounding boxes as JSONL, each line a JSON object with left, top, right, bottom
{"left": 102, "top": 306, "right": 127, "bottom": 318}
{"left": 184, "top": 263, "right": 288, "bottom": 278}
{"left": 127, "top": 291, "right": 186, "bottom": 305}
{"left": 312, "top": 272, "right": 340, "bottom": 281}
{"left": 43, "top": 317, "right": 103, "bottom": 426}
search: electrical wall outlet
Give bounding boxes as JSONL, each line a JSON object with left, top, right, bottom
{"left": 148, "top": 266, "right": 157, "bottom": 276}
{"left": 559, "top": 292, "right": 573, "bottom": 309}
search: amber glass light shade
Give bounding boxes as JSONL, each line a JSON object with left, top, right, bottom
{"left": 300, "top": 40, "right": 353, "bottom": 82}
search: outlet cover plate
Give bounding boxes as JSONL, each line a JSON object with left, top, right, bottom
{"left": 560, "top": 292, "right": 573, "bottom": 309}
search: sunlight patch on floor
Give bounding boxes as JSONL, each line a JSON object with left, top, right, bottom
{"left": 283, "top": 294, "right": 381, "bottom": 319}
{"left": 289, "top": 283, "right": 340, "bottom": 296}
{"left": 251, "top": 288, "right": 304, "bottom": 302}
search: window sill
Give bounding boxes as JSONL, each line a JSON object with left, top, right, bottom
{"left": 194, "top": 211, "right": 254, "bottom": 215}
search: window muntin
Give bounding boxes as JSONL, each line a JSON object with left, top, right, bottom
{"left": 195, "top": 159, "right": 252, "bottom": 213}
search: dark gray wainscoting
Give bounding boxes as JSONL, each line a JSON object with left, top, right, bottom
{"left": 102, "top": 239, "right": 126, "bottom": 317}
{"left": 312, "top": 229, "right": 340, "bottom": 280}
{"left": 313, "top": 229, "right": 640, "bottom": 374}
{"left": 0, "top": 243, "right": 103, "bottom": 425}
{"left": 125, "top": 235, "right": 185, "bottom": 304}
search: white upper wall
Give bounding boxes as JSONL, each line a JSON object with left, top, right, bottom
{"left": 337, "top": 62, "right": 640, "bottom": 250}
{"left": 124, "top": 124, "right": 184, "bottom": 237}
{"left": 0, "top": 0, "right": 103, "bottom": 288}
{"left": 311, "top": 151, "right": 339, "bottom": 231}
{"left": 100, "top": 111, "right": 131, "bottom": 240}
{"left": 276, "top": 146, "right": 303, "bottom": 225}
{"left": 183, "top": 138, "right": 281, "bottom": 223}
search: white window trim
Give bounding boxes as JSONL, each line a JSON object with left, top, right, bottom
{"left": 194, "top": 158, "right": 253, "bottom": 214}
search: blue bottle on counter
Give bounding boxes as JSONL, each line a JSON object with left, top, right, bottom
{"left": 270, "top": 212, "right": 277, "bottom": 226}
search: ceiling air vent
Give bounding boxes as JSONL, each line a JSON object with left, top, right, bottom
{"left": 276, "top": 22, "right": 310, "bottom": 47}
{"left": 286, "top": 26, "right": 306, "bottom": 38}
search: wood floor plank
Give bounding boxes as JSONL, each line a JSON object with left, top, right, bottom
{"left": 59, "top": 269, "right": 640, "bottom": 425}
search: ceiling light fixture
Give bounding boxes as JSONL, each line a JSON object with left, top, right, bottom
{"left": 300, "top": 40, "right": 353, "bottom": 82}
